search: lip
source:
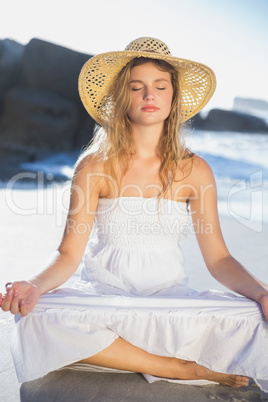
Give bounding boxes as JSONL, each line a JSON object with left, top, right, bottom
{"left": 141, "top": 105, "right": 160, "bottom": 112}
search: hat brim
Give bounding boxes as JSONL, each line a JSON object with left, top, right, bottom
{"left": 78, "top": 50, "right": 216, "bottom": 125}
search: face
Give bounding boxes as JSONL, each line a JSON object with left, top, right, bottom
{"left": 127, "top": 62, "right": 173, "bottom": 128}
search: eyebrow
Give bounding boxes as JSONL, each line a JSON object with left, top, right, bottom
{"left": 130, "top": 78, "right": 170, "bottom": 84}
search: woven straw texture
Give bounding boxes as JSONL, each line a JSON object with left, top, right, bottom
{"left": 79, "top": 37, "right": 216, "bottom": 125}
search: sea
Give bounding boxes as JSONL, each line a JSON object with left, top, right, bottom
{"left": 14, "top": 128, "right": 268, "bottom": 231}
{"left": 186, "top": 129, "right": 268, "bottom": 231}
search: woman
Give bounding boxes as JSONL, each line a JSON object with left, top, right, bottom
{"left": 1, "top": 37, "right": 268, "bottom": 390}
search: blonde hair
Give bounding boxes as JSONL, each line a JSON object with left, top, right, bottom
{"left": 78, "top": 57, "right": 192, "bottom": 197}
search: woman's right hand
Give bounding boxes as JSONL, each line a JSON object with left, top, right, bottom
{"left": 0, "top": 281, "right": 40, "bottom": 316}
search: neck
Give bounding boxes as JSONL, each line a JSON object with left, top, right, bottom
{"left": 130, "top": 122, "right": 164, "bottom": 158}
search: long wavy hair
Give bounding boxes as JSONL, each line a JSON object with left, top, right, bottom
{"left": 78, "top": 57, "right": 192, "bottom": 198}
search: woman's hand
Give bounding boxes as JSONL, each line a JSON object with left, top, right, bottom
{"left": 0, "top": 281, "right": 40, "bottom": 316}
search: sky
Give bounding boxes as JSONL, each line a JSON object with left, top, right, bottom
{"left": 1, "top": 0, "right": 268, "bottom": 112}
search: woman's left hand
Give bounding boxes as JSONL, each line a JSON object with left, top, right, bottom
{"left": 0, "top": 281, "right": 40, "bottom": 316}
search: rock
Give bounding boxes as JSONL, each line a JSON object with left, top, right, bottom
{"left": 185, "top": 113, "right": 204, "bottom": 130}
{"left": 233, "top": 97, "right": 268, "bottom": 123}
{"left": 0, "top": 87, "right": 78, "bottom": 150}
{"left": 19, "top": 38, "right": 96, "bottom": 148}
{"left": 201, "top": 108, "right": 268, "bottom": 133}
{"left": 0, "top": 39, "right": 24, "bottom": 106}
{"left": 76, "top": 114, "right": 98, "bottom": 150}
{"left": 234, "top": 97, "right": 268, "bottom": 113}
{"left": 0, "top": 38, "right": 97, "bottom": 166}
{"left": 21, "top": 38, "right": 91, "bottom": 106}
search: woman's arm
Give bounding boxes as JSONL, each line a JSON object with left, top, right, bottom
{"left": 189, "top": 156, "right": 268, "bottom": 317}
{"left": 0, "top": 154, "right": 102, "bottom": 315}
{"left": 28, "top": 156, "right": 101, "bottom": 294}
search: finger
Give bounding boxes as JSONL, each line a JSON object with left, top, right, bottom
{"left": 1, "top": 288, "right": 14, "bottom": 311}
{"left": 11, "top": 281, "right": 21, "bottom": 291}
{"left": 10, "top": 290, "right": 20, "bottom": 315}
{"left": 0, "top": 293, "right": 7, "bottom": 307}
{"left": 20, "top": 299, "right": 34, "bottom": 317}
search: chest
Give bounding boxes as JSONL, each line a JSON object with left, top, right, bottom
{"left": 118, "top": 158, "right": 161, "bottom": 198}
{"left": 120, "top": 161, "right": 191, "bottom": 201}
{"left": 100, "top": 158, "right": 192, "bottom": 201}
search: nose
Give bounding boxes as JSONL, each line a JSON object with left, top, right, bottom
{"left": 143, "top": 86, "right": 155, "bottom": 101}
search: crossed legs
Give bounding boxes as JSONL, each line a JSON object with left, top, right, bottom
{"left": 79, "top": 337, "right": 249, "bottom": 388}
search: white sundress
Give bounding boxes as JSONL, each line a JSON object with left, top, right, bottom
{"left": 11, "top": 197, "right": 268, "bottom": 391}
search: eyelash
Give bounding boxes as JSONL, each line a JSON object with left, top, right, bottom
{"left": 131, "top": 88, "right": 166, "bottom": 91}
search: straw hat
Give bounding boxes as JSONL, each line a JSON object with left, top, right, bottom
{"left": 78, "top": 37, "right": 216, "bottom": 125}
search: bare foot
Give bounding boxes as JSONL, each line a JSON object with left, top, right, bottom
{"left": 191, "top": 361, "right": 249, "bottom": 388}
{"left": 174, "top": 360, "right": 249, "bottom": 388}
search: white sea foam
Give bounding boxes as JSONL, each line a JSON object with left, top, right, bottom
{"left": 185, "top": 130, "right": 268, "bottom": 224}
{"left": 186, "top": 130, "right": 268, "bottom": 170}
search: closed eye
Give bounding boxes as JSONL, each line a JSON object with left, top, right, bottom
{"left": 131, "top": 87, "right": 165, "bottom": 91}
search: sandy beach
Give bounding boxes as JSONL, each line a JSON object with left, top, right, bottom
{"left": 1, "top": 182, "right": 268, "bottom": 401}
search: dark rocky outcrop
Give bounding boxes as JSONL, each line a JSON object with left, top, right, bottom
{"left": 0, "top": 39, "right": 24, "bottom": 109}
{"left": 0, "top": 38, "right": 95, "bottom": 173}
{"left": 21, "top": 39, "right": 88, "bottom": 108}
{"left": 189, "top": 109, "right": 268, "bottom": 133}
{"left": 233, "top": 97, "right": 268, "bottom": 114}
{"left": 0, "top": 87, "right": 77, "bottom": 149}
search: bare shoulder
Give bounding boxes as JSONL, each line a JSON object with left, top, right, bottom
{"left": 189, "top": 154, "right": 215, "bottom": 184}
{"left": 74, "top": 151, "right": 104, "bottom": 176}
{"left": 178, "top": 153, "right": 212, "bottom": 175}
{"left": 180, "top": 154, "right": 217, "bottom": 200}
{"left": 71, "top": 151, "right": 106, "bottom": 198}
{"left": 191, "top": 154, "right": 213, "bottom": 173}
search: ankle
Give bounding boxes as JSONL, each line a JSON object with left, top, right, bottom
{"left": 172, "top": 358, "right": 198, "bottom": 380}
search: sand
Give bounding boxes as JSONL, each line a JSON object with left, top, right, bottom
{"left": 1, "top": 182, "right": 268, "bottom": 401}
